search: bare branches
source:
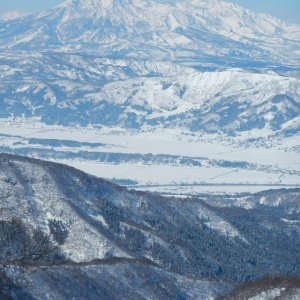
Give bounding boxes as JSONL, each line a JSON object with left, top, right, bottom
{"left": 0, "top": 218, "right": 64, "bottom": 268}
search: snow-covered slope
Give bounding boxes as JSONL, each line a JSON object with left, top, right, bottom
{"left": 0, "top": 11, "right": 25, "bottom": 21}
{"left": 0, "top": 0, "right": 299, "bottom": 136}
{"left": 0, "top": 2, "right": 299, "bottom": 297}
{"left": 0, "top": 52, "right": 299, "bottom": 134}
{"left": 1, "top": 154, "right": 300, "bottom": 298}
{"left": 0, "top": 153, "right": 247, "bottom": 264}
{"left": 0, "top": 0, "right": 299, "bottom": 198}
{"left": 221, "top": 275, "right": 300, "bottom": 300}
{"left": 0, "top": 0, "right": 299, "bottom": 67}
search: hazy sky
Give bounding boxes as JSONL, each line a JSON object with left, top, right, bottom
{"left": 0, "top": 0, "right": 299, "bottom": 24}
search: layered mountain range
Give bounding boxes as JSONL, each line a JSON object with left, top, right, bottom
{"left": 0, "top": 0, "right": 299, "bottom": 135}
{"left": 0, "top": 2, "right": 300, "bottom": 298}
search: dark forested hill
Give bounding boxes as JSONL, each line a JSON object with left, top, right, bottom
{"left": 0, "top": 153, "right": 299, "bottom": 298}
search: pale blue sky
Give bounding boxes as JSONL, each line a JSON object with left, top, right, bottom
{"left": 0, "top": 0, "right": 299, "bottom": 24}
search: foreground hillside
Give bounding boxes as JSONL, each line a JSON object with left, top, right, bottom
{"left": 219, "top": 275, "right": 300, "bottom": 300}
{"left": 0, "top": 153, "right": 300, "bottom": 299}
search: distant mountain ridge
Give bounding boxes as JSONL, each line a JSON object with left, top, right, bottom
{"left": 0, "top": 0, "right": 299, "bottom": 68}
{"left": 0, "top": 51, "right": 299, "bottom": 134}
{"left": 0, "top": 0, "right": 299, "bottom": 135}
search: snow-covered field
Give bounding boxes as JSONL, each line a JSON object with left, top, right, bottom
{"left": 0, "top": 117, "right": 299, "bottom": 196}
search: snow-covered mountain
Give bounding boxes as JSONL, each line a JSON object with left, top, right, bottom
{"left": 1, "top": 154, "right": 300, "bottom": 298}
{"left": 0, "top": 0, "right": 299, "bottom": 68}
{"left": 0, "top": 0, "right": 299, "bottom": 136}
{"left": 0, "top": 11, "right": 25, "bottom": 21}
{"left": 0, "top": 2, "right": 299, "bottom": 297}
{"left": 0, "top": 51, "right": 299, "bottom": 134}
{"left": 0, "top": 0, "right": 299, "bottom": 196}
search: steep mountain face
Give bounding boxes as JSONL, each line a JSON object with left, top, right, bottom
{"left": 1, "top": 154, "right": 300, "bottom": 298}
{"left": 0, "top": 0, "right": 299, "bottom": 68}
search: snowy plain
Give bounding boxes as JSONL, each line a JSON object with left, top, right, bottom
{"left": 1, "top": 117, "right": 299, "bottom": 197}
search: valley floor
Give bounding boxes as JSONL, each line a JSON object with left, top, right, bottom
{"left": 0, "top": 117, "right": 299, "bottom": 197}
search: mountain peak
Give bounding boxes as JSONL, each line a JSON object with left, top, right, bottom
{"left": 68, "top": 0, "right": 138, "bottom": 10}
{"left": 77, "top": 0, "right": 121, "bottom": 8}
{"left": 0, "top": 10, "right": 26, "bottom": 21}
{"left": 0, "top": 0, "right": 299, "bottom": 68}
